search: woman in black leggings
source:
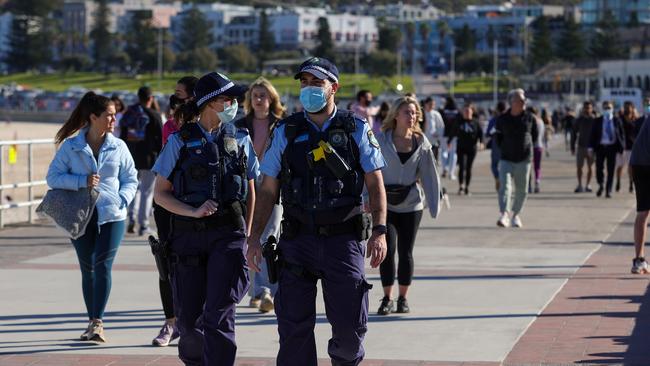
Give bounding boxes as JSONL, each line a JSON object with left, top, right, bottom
{"left": 453, "top": 101, "right": 483, "bottom": 195}
{"left": 376, "top": 96, "right": 441, "bottom": 315}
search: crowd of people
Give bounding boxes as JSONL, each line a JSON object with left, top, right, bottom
{"left": 43, "top": 55, "right": 650, "bottom": 366}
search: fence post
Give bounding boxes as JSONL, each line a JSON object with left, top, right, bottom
{"left": 28, "top": 143, "right": 34, "bottom": 223}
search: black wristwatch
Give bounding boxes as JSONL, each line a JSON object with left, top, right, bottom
{"left": 372, "top": 224, "right": 387, "bottom": 235}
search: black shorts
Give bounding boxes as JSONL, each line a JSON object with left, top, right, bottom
{"left": 632, "top": 165, "right": 650, "bottom": 212}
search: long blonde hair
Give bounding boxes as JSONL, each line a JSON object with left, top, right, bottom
{"left": 243, "top": 77, "right": 286, "bottom": 119}
{"left": 380, "top": 96, "right": 423, "bottom": 134}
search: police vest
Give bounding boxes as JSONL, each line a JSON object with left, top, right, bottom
{"left": 172, "top": 122, "right": 248, "bottom": 211}
{"left": 279, "top": 110, "right": 364, "bottom": 225}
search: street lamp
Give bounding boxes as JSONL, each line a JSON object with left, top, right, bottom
{"left": 449, "top": 44, "right": 461, "bottom": 97}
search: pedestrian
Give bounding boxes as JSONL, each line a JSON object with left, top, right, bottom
{"left": 441, "top": 96, "right": 460, "bottom": 180}
{"left": 152, "top": 71, "right": 256, "bottom": 366}
{"left": 528, "top": 106, "right": 545, "bottom": 194}
{"left": 422, "top": 96, "right": 445, "bottom": 161}
{"left": 589, "top": 100, "right": 625, "bottom": 198}
{"left": 452, "top": 101, "right": 483, "bottom": 195}
{"left": 541, "top": 109, "right": 554, "bottom": 157}
{"left": 571, "top": 101, "right": 596, "bottom": 193}
{"left": 376, "top": 96, "right": 440, "bottom": 315}
{"left": 246, "top": 56, "right": 387, "bottom": 366}
{"left": 150, "top": 75, "right": 197, "bottom": 348}
{"left": 374, "top": 101, "right": 390, "bottom": 134}
{"left": 630, "top": 104, "right": 650, "bottom": 274}
{"left": 486, "top": 101, "right": 507, "bottom": 191}
{"left": 494, "top": 88, "right": 539, "bottom": 228}
{"left": 351, "top": 89, "right": 381, "bottom": 132}
{"left": 234, "top": 76, "right": 286, "bottom": 313}
{"left": 110, "top": 94, "right": 125, "bottom": 138}
{"left": 616, "top": 101, "right": 639, "bottom": 193}
{"left": 120, "top": 86, "right": 163, "bottom": 236}
{"left": 562, "top": 107, "right": 576, "bottom": 151}
{"left": 47, "top": 92, "right": 138, "bottom": 342}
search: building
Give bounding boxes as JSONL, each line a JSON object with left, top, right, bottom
{"left": 341, "top": 2, "right": 443, "bottom": 23}
{"left": 581, "top": 0, "right": 650, "bottom": 27}
{"left": 520, "top": 61, "right": 599, "bottom": 98}
{"left": 600, "top": 59, "right": 650, "bottom": 92}
{"left": 0, "top": 12, "right": 12, "bottom": 72}
{"left": 224, "top": 13, "right": 259, "bottom": 49}
{"left": 466, "top": 2, "right": 564, "bottom": 19}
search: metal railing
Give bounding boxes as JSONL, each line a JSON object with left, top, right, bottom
{"left": 0, "top": 139, "right": 55, "bottom": 229}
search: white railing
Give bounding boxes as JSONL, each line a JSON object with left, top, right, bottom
{"left": 0, "top": 139, "right": 55, "bottom": 228}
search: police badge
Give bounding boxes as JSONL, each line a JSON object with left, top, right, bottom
{"left": 224, "top": 137, "right": 238, "bottom": 155}
{"left": 367, "top": 130, "right": 380, "bottom": 148}
{"left": 328, "top": 129, "right": 348, "bottom": 148}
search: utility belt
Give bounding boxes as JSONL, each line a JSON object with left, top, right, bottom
{"left": 280, "top": 213, "right": 371, "bottom": 241}
{"left": 172, "top": 214, "right": 234, "bottom": 232}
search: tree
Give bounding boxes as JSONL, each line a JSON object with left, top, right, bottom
{"left": 175, "top": 48, "right": 217, "bottom": 72}
{"left": 436, "top": 20, "right": 451, "bottom": 53}
{"left": 123, "top": 10, "right": 157, "bottom": 72}
{"left": 455, "top": 51, "right": 491, "bottom": 73}
{"left": 419, "top": 22, "right": 431, "bottom": 69}
{"left": 589, "top": 12, "right": 626, "bottom": 60}
{"left": 313, "top": 17, "right": 336, "bottom": 62}
{"left": 222, "top": 44, "right": 257, "bottom": 72}
{"left": 628, "top": 11, "right": 640, "bottom": 28}
{"left": 556, "top": 16, "right": 585, "bottom": 62}
{"left": 175, "top": 7, "right": 212, "bottom": 52}
{"left": 363, "top": 50, "right": 397, "bottom": 77}
{"left": 453, "top": 24, "right": 475, "bottom": 56}
{"left": 530, "top": 16, "right": 553, "bottom": 70}
{"left": 89, "top": 0, "right": 113, "bottom": 71}
{"left": 404, "top": 22, "right": 415, "bottom": 71}
{"left": 378, "top": 26, "right": 401, "bottom": 52}
{"left": 257, "top": 9, "right": 275, "bottom": 70}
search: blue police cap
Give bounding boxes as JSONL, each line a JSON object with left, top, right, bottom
{"left": 194, "top": 72, "right": 248, "bottom": 108}
{"left": 294, "top": 57, "right": 339, "bottom": 84}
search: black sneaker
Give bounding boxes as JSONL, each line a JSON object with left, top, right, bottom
{"left": 396, "top": 296, "right": 410, "bottom": 314}
{"left": 615, "top": 180, "right": 621, "bottom": 192}
{"left": 377, "top": 296, "right": 394, "bottom": 315}
{"left": 127, "top": 222, "right": 135, "bottom": 234}
{"left": 596, "top": 186, "right": 603, "bottom": 197}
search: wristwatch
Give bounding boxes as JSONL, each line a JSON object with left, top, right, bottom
{"left": 372, "top": 224, "right": 387, "bottom": 235}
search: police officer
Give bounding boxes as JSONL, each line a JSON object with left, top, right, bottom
{"left": 247, "top": 57, "right": 388, "bottom": 366}
{"left": 152, "top": 72, "right": 257, "bottom": 366}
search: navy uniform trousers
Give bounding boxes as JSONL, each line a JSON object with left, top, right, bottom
{"left": 275, "top": 233, "right": 372, "bottom": 366}
{"left": 170, "top": 226, "right": 250, "bottom": 366}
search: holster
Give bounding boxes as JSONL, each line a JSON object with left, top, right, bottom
{"left": 262, "top": 235, "right": 280, "bottom": 284}
{"left": 148, "top": 235, "right": 170, "bottom": 281}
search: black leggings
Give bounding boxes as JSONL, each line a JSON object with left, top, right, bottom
{"left": 457, "top": 148, "right": 477, "bottom": 187}
{"left": 380, "top": 210, "right": 423, "bottom": 287}
{"left": 153, "top": 203, "right": 175, "bottom": 320}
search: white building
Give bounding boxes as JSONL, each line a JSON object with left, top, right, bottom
{"left": 361, "top": 3, "right": 443, "bottom": 23}
{"left": 170, "top": 3, "right": 254, "bottom": 50}
{"left": 600, "top": 59, "right": 650, "bottom": 92}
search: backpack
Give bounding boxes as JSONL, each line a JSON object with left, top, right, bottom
{"left": 120, "top": 104, "right": 150, "bottom": 142}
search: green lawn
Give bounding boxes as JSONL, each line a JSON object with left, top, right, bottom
{"left": 0, "top": 72, "right": 414, "bottom": 98}
{"left": 452, "top": 76, "right": 494, "bottom": 94}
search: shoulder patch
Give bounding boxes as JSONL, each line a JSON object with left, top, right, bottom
{"left": 367, "top": 130, "right": 380, "bottom": 149}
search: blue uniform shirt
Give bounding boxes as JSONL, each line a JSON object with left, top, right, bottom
{"left": 152, "top": 121, "right": 259, "bottom": 181}
{"left": 260, "top": 107, "right": 385, "bottom": 178}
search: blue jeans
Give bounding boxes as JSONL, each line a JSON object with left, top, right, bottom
{"left": 71, "top": 210, "right": 126, "bottom": 319}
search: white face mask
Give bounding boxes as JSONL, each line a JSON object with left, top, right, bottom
{"left": 217, "top": 99, "right": 238, "bottom": 124}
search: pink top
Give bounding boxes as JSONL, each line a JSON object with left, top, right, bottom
{"left": 162, "top": 118, "right": 180, "bottom": 145}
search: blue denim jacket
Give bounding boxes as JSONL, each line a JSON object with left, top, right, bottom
{"left": 46, "top": 127, "right": 138, "bottom": 226}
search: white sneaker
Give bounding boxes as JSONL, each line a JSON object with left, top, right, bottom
{"left": 512, "top": 215, "right": 523, "bottom": 228}
{"left": 631, "top": 257, "right": 649, "bottom": 274}
{"left": 497, "top": 212, "right": 510, "bottom": 227}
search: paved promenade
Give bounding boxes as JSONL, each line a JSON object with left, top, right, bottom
{"left": 0, "top": 138, "right": 648, "bottom": 366}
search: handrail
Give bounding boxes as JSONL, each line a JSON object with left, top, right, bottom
{"left": 0, "top": 138, "right": 55, "bottom": 228}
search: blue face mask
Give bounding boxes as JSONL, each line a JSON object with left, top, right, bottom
{"left": 646, "top": 105, "right": 650, "bottom": 114}
{"left": 300, "top": 86, "right": 328, "bottom": 113}
{"left": 217, "top": 99, "right": 238, "bottom": 124}
{"left": 603, "top": 109, "right": 613, "bottom": 119}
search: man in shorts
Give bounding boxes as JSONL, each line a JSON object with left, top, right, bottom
{"left": 630, "top": 109, "right": 650, "bottom": 274}
{"left": 571, "top": 101, "right": 596, "bottom": 193}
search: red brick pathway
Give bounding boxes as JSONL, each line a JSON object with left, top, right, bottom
{"left": 504, "top": 239, "right": 650, "bottom": 365}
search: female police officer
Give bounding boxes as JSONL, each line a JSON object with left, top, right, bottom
{"left": 152, "top": 71, "right": 257, "bottom": 366}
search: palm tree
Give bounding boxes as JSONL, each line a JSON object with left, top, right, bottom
{"left": 419, "top": 22, "right": 431, "bottom": 70}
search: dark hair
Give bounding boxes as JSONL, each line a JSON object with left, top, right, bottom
{"left": 177, "top": 76, "right": 198, "bottom": 98}
{"left": 496, "top": 101, "right": 506, "bottom": 113}
{"left": 444, "top": 96, "right": 457, "bottom": 110}
{"left": 423, "top": 97, "right": 433, "bottom": 104}
{"left": 110, "top": 94, "right": 125, "bottom": 113}
{"left": 583, "top": 100, "right": 593, "bottom": 107}
{"left": 169, "top": 95, "right": 183, "bottom": 111}
{"left": 138, "top": 86, "right": 153, "bottom": 104}
{"left": 174, "top": 100, "right": 201, "bottom": 124}
{"left": 356, "top": 89, "right": 370, "bottom": 102}
{"left": 55, "top": 92, "right": 113, "bottom": 144}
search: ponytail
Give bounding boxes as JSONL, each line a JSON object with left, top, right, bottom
{"left": 55, "top": 92, "right": 112, "bottom": 144}
{"left": 174, "top": 100, "right": 200, "bottom": 125}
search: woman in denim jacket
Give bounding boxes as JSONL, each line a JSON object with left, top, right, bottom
{"left": 46, "top": 92, "right": 138, "bottom": 343}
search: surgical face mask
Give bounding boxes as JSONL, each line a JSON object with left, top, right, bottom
{"left": 300, "top": 86, "right": 328, "bottom": 113}
{"left": 217, "top": 99, "right": 238, "bottom": 124}
{"left": 603, "top": 109, "right": 613, "bottom": 119}
{"left": 645, "top": 105, "right": 650, "bottom": 114}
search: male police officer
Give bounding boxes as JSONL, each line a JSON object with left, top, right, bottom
{"left": 247, "top": 57, "right": 388, "bottom": 366}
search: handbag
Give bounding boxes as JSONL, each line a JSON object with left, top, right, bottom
{"left": 385, "top": 183, "right": 415, "bottom": 205}
{"left": 36, "top": 187, "right": 99, "bottom": 239}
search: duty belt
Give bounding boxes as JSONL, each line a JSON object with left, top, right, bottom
{"left": 173, "top": 215, "right": 233, "bottom": 232}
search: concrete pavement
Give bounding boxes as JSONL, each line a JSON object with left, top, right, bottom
{"left": 0, "top": 137, "right": 647, "bottom": 365}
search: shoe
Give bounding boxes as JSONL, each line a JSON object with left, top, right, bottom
{"left": 377, "top": 296, "right": 394, "bottom": 315}
{"left": 574, "top": 185, "right": 584, "bottom": 193}
{"left": 512, "top": 215, "right": 523, "bottom": 228}
{"left": 80, "top": 320, "right": 93, "bottom": 341}
{"left": 458, "top": 186, "right": 464, "bottom": 195}
{"left": 127, "top": 222, "right": 135, "bottom": 234}
{"left": 152, "top": 322, "right": 178, "bottom": 347}
{"left": 259, "top": 292, "right": 274, "bottom": 313}
{"left": 441, "top": 188, "right": 451, "bottom": 209}
{"left": 88, "top": 320, "right": 106, "bottom": 343}
{"left": 441, "top": 171, "right": 447, "bottom": 178}
{"left": 606, "top": 192, "right": 612, "bottom": 199}
{"left": 464, "top": 187, "right": 470, "bottom": 196}
{"left": 631, "top": 257, "right": 649, "bottom": 274}
{"left": 534, "top": 183, "right": 540, "bottom": 194}
{"left": 497, "top": 212, "right": 510, "bottom": 228}
{"left": 396, "top": 296, "right": 410, "bottom": 314}
{"left": 596, "top": 186, "right": 603, "bottom": 197}
{"left": 450, "top": 174, "right": 457, "bottom": 181}
{"left": 249, "top": 296, "right": 261, "bottom": 309}
{"left": 616, "top": 179, "right": 621, "bottom": 192}
{"left": 585, "top": 185, "right": 593, "bottom": 193}
{"left": 138, "top": 227, "right": 153, "bottom": 236}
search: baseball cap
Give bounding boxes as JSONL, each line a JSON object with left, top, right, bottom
{"left": 294, "top": 57, "right": 339, "bottom": 84}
